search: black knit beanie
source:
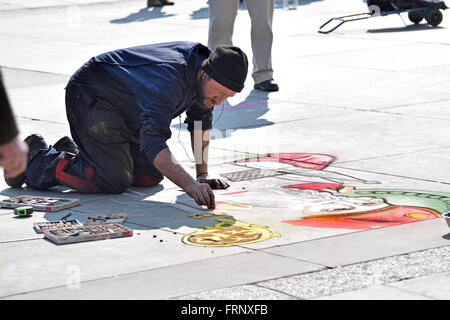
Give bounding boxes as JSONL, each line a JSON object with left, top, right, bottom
{"left": 201, "top": 46, "right": 248, "bottom": 92}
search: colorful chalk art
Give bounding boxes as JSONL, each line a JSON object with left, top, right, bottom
{"left": 179, "top": 153, "right": 447, "bottom": 247}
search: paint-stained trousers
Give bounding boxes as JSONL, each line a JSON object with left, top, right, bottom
{"left": 26, "top": 84, "right": 163, "bottom": 193}
{"left": 208, "top": 0, "right": 274, "bottom": 84}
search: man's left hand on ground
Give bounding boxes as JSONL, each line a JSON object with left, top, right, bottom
{"left": 196, "top": 174, "right": 230, "bottom": 190}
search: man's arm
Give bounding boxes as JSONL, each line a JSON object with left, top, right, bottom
{"left": 190, "top": 128, "right": 229, "bottom": 189}
{"left": 153, "top": 147, "right": 216, "bottom": 209}
{"left": 190, "top": 128, "right": 209, "bottom": 178}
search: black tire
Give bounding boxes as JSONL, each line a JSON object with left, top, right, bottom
{"left": 425, "top": 9, "right": 443, "bottom": 27}
{"left": 408, "top": 10, "right": 424, "bottom": 24}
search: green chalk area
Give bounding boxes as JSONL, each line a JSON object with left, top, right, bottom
{"left": 345, "top": 189, "right": 450, "bottom": 213}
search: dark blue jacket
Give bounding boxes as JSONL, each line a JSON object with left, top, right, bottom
{"left": 68, "top": 41, "right": 212, "bottom": 164}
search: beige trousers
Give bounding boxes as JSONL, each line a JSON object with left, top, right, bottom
{"left": 207, "top": 0, "right": 274, "bottom": 84}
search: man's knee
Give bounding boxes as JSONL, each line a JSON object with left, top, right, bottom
{"left": 132, "top": 173, "right": 163, "bottom": 187}
{"left": 55, "top": 154, "right": 101, "bottom": 194}
{"left": 95, "top": 169, "right": 134, "bottom": 194}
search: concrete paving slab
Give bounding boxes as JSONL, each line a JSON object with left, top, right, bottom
{"left": 375, "top": 99, "right": 450, "bottom": 121}
{"left": 0, "top": 225, "right": 250, "bottom": 298}
{"left": 268, "top": 66, "right": 450, "bottom": 110}
{"left": 262, "top": 218, "right": 450, "bottom": 267}
{"left": 315, "top": 284, "right": 433, "bottom": 300}
{"left": 335, "top": 147, "right": 450, "bottom": 184}
{"left": 389, "top": 271, "right": 450, "bottom": 300}
{"left": 7, "top": 84, "right": 70, "bottom": 125}
{"left": 295, "top": 43, "right": 450, "bottom": 72}
{"left": 3, "top": 251, "right": 324, "bottom": 299}
{"left": 197, "top": 111, "right": 450, "bottom": 164}
{"left": 177, "top": 284, "right": 296, "bottom": 300}
{"left": 1, "top": 67, "right": 69, "bottom": 89}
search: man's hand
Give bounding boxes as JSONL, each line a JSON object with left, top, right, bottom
{"left": 0, "top": 136, "right": 28, "bottom": 178}
{"left": 185, "top": 181, "right": 216, "bottom": 209}
{"left": 196, "top": 173, "right": 230, "bottom": 190}
{"left": 153, "top": 148, "right": 217, "bottom": 209}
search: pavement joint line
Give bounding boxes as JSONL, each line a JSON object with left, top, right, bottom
{"left": 368, "top": 111, "right": 450, "bottom": 121}
{"left": 291, "top": 41, "right": 418, "bottom": 60}
{"left": 333, "top": 146, "right": 450, "bottom": 165}
{"left": 16, "top": 116, "right": 68, "bottom": 126}
{"left": 252, "top": 283, "right": 304, "bottom": 300}
{"left": 0, "top": 65, "right": 71, "bottom": 77}
{"left": 0, "top": 236, "right": 43, "bottom": 244}
{"left": 322, "top": 34, "right": 450, "bottom": 47}
{"left": 371, "top": 97, "right": 450, "bottom": 111}
{"left": 242, "top": 246, "right": 332, "bottom": 269}
{"left": 330, "top": 164, "right": 450, "bottom": 185}
{"left": 0, "top": 24, "right": 208, "bottom": 47}
{"left": 0, "top": 250, "right": 263, "bottom": 299}
{"left": 0, "top": 0, "right": 143, "bottom": 14}
{"left": 216, "top": 158, "right": 445, "bottom": 186}
{"left": 321, "top": 33, "right": 415, "bottom": 44}
{"left": 383, "top": 283, "right": 437, "bottom": 300}
{"left": 172, "top": 283, "right": 305, "bottom": 300}
{"left": 295, "top": 60, "right": 450, "bottom": 74}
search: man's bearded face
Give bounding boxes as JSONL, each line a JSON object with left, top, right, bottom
{"left": 196, "top": 73, "right": 236, "bottom": 109}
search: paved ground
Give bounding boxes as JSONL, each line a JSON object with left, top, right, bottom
{"left": 1, "top": 0, "right": 450, "bottom": 301}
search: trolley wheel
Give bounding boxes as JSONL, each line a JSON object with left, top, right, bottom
{"left": 425, "top": 9, "right": 443, "bottom": 26}
{"left": 408, "top": 10, "right": 424, "bottom": 24}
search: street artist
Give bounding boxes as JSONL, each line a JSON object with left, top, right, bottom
{"left": 5, "top": 41, "right": 249, "bottom": 209}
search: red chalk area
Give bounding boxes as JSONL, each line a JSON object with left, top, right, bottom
{"left": 282, "top": 182, "right": 342, "bottom": 191}
{"left": 283, "top": 206, "right": 441, "bottom": 230}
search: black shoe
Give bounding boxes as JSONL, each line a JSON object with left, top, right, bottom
{"left": 5, "top": 134, "right": 48, "bottom": 188}
{"left": 53, "top": 136, "right": 78, "bottom": 155}
{"left": 254, "top": 79, "right": 279, "bottom": 92}
{"left": 147, "top": 0, "right": 163, "bottom": 7}
{"left": 160, "top": 0, "right": 175, "bottom": 5}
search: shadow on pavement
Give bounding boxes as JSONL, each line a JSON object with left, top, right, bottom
{"left": 110, "top": 7, "right": 175, "bottom": 24}
{"left": 367, "top": 24, "right": 444, "bottom": 33}
{"left": 172, "top": 90, "right": 274, "bottom": 140}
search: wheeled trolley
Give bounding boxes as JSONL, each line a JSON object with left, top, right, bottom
{"left": 318, "top": 0, "right": 447, "bottom": 34}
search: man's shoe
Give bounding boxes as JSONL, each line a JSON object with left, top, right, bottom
{"left": 4, "top": 134, "right": 48, "bottom": 188}
{"left": 147, "top": 0, "right": 164, "bottom": 7}
{"left": 53, "top": 136, "right": 78, "bottom": 155}
{"left": 160, "top": 0, "right": 175, "bottom": 4}
{"left": 254, "top": 79, "right": 279, "bottom": 92}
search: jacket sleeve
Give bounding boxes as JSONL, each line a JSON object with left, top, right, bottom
{"left": 136, "top": 66, "right": 185, "bottom": 164}
{"left": 184, "top": 102, "right": 214, "bottom": 132}
{"left": 0, "top": 71, "right": 19, "bottom": 145}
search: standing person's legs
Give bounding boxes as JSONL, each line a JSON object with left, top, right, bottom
{"left": 207, "top": 0, "right": 239, "bottom": 50}
{"left": 245, "top": 0, "right": 274, "bottom": 84}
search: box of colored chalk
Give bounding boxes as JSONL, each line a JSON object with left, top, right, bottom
{"left": 0, "top": 195, "right": 80, "bottom": 212}
{"left": 33, "top": 219, "right": 83, "bottom": 234}
{"left": 43, "top": 223, "right": 133, "bottom": 245}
